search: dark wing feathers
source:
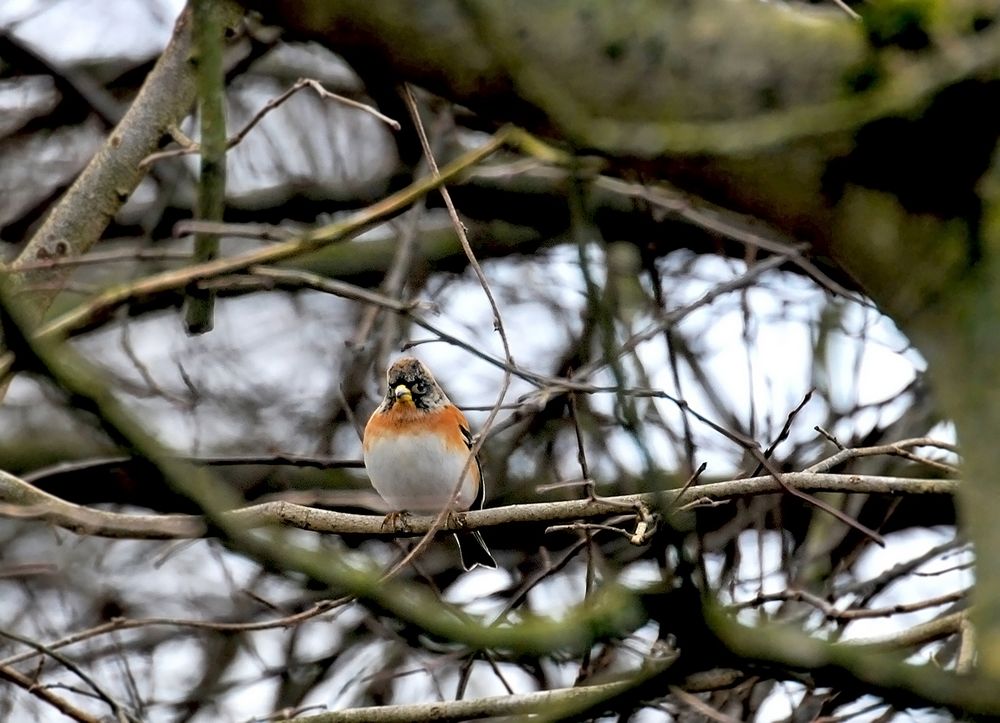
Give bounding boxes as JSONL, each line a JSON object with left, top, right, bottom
{"left": 459, "top": 423, "right": 487, "bottom": 510}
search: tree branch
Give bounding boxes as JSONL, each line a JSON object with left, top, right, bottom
{"left": 0, "top": 663, "right": 102, "bottom": 723}
{"left": 184, "top": 0, "right": 229, "bottom": 333}
{"left": 0, "top": 467, "right": 957, "bottom": 541}
{"left": 35, "top": 126, "right": 517, "bottom": 341}
{"left": 7, "top": 1, "right": 243, "bottom": 319}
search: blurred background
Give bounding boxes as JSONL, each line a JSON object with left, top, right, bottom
{"left": 0, "top": 1, "right": 966, "bottom": 721}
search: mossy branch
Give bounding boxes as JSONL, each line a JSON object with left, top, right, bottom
{"left": 184, "top": 0, "right": 229, "bottom": 333}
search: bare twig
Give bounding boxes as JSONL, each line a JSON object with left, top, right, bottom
{"left": 0, "top": 663, "right": 102, "bottom": 723}
{"left": 22, "top": 452, "right": 364, "bottom": 485}
{"left": 837, "top": 538, "right": 966, "bottom": 601}
{"left": 388, "top": 86, "right": 515, "bottom": 574}
{"left": 0, "top": 600, "right": 344, "bottom": 668}
{"left": 667, "top": 396, "right": 887, "bottom": 546}
{"left": 0, "top": 627, "right": 137, "bottom": 722}
{"left": 844, "top": 611, "right": 967, "bottom": 650}
{"left": 667, "top": 461, "right": 709, "bottom": 511}
{"left": 807, "top": 437, "right": 960, "bottom": 475}
{"left": 10, "top": 248, "right": 194, "bottom": 272}
{"left": 37, "top": 127, "right": 514, "bottom": 342}
{"left": 569, "top": 253, "right": 792, "bottom": 383}
{"left": 739, "top": 588, "right": 965, "bottom": 621}
{"left": 282, "top": 673, "right": 682, "bottom": 723}
{"left": 139, "top": 77, "right": 400, "bottom": 168}
{"left": 830, "top": 0, "right": 862, "bottom": 20}
{"left": 669, "top": 685, "right": 744, "bottom": 723}
{"left": 590, "top": 175, "right": 868, "bottom": 304}
{"left": 172, "top": 220, "right": 294, "bottom": 240}
{"left": 545, "top": 521, "right": 634, "bottom": 537}
{"left": 815, "top": 426, "right": 846, "bottom": 450}
{"left": 753, "top": 388, "right": 815, "bottom": 476}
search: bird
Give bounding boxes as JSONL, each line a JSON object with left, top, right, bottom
{"left": 363, "top": 357, "right": 497, "bottom": 570}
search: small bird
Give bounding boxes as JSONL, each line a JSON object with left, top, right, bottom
{"left": 363, "top": 357, "right": 497, "bottom": 570}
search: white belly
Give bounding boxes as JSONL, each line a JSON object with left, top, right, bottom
{"left": 364, "top": 431, "right": 477, "bottom": 513}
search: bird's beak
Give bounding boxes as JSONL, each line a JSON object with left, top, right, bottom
{"left": 393, "top": 384, "right": 413, "bottom": 403}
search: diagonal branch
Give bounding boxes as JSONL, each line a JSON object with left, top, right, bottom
{"left": 7, "top": 1, "right": 243, "bottom": 320}
{"left": 35, "top": 127, "right": 515, "bottom": 342}
{"left": 0, "top": 663, "right": 102, "bottom": 723}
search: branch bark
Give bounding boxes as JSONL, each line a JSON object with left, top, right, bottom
{"left": 0, "top": 467, "right": 957, "bottom": 541}
{"left": 6, "top": 1, "right": 243, "bottom": 320}
{"left": 184, "top": 0, "right": 229, "bottom": 333}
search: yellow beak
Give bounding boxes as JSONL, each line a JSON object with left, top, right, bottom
{"left": 393, "top": 384, "right": 413, "bottom": 403}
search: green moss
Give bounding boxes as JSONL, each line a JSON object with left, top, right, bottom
{"left": 834, "top": 186, "right": 971, "bottom": 321}
{"left": 604, "top": 39, "right": 627, "bottom": 61}
{"left": 862, "top": 0, "right": 934, "bottom": 51}
{"left": 843, "top": 60, "right": 882, "bottom": 93}
{"left": 824, "top": 81, "right": 1000, "bottom": 233}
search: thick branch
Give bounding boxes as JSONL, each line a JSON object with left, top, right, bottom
{"left": 0, "top": 468, "right": 956, "bottom": 541}
{"left": 289, "top": 670, "right": 740, "bottom": 723}
{"left": 246, "top": 0, "right": 863, "bottom": 144}
{"left": 709, "top": 607, "right": 1000, "bottom": 716}
{"left": 7, "top": 1, "right": 242, "bottom": 318}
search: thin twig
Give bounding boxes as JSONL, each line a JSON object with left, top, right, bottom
{"left": 0, "top": 600, "right": 344, "bottom": 668}
{"left": 815, "top": 426, "right": 846, "bottom": 450}
{"left": 10, "top": 248, "right": 194, "bottom": 272}
{"left": 21, "top": 452, "right": 364, "bottom": 485}
{"left": 739, "top": 588, "right": 965, "bottom": 621}
{"left": 830, "top": 0, "right": 861, "bottom": 20}
{"left": 837, "top": 538, "right": 966, "bottom": 600}
{"left": 0, "top": 627, "right": 137, "bottom": 722}
{"left": 388, "top": 86, "right": 515, "bottom": 574}
{"left": 669, "top": 685, "right": 744, "bottom": 723}
{"left": 545, "top": 521, "right": 636, "bottom": 538}
{"left": 301, "top": 78, "right": 400, "bottom": 129}
{"left": 595, "top": 175, "right": 868, "bottom": 304}
{"left": 667, "top": 395, "right": 887, "bottom": 546}
{"left": 0, "top": 663, "right": 102, "bottom": 723}
{"left": 567, "top": 375, "right": 598, "bottom": 681}
{"left": 37, "top": 127, "right": 513, "bottom": 343}
{"left": 569, "top": 253, "right": 792, "bottom": 383}
{"left": 752, "top": 388, "right": 815, "bottom": 476}
{"left": 139, "top": 77, "right": 400, "bottom": 169}
{"left": 666, "top": 461, "right": 708, "bottom": 511}
{"left": 807, "top": 437, "right": 960, "bottom": 475}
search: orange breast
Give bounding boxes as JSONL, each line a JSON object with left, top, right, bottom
{"left": 363, "top": 404, "right": 481, "bottom": 512}
{"left": 364, "top": 403, "right": 472, "bottom": 456}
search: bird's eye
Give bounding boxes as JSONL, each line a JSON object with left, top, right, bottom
{"left": 412, "top": 381, "right": 427, "bottom": 394}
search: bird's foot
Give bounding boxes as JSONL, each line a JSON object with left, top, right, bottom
{"left": 381, "top": 510, "right": 412, "bottom": 532}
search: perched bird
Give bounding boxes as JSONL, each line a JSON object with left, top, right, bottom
{"left": 363, "top": 357, "right": 497, "bottom": 570}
